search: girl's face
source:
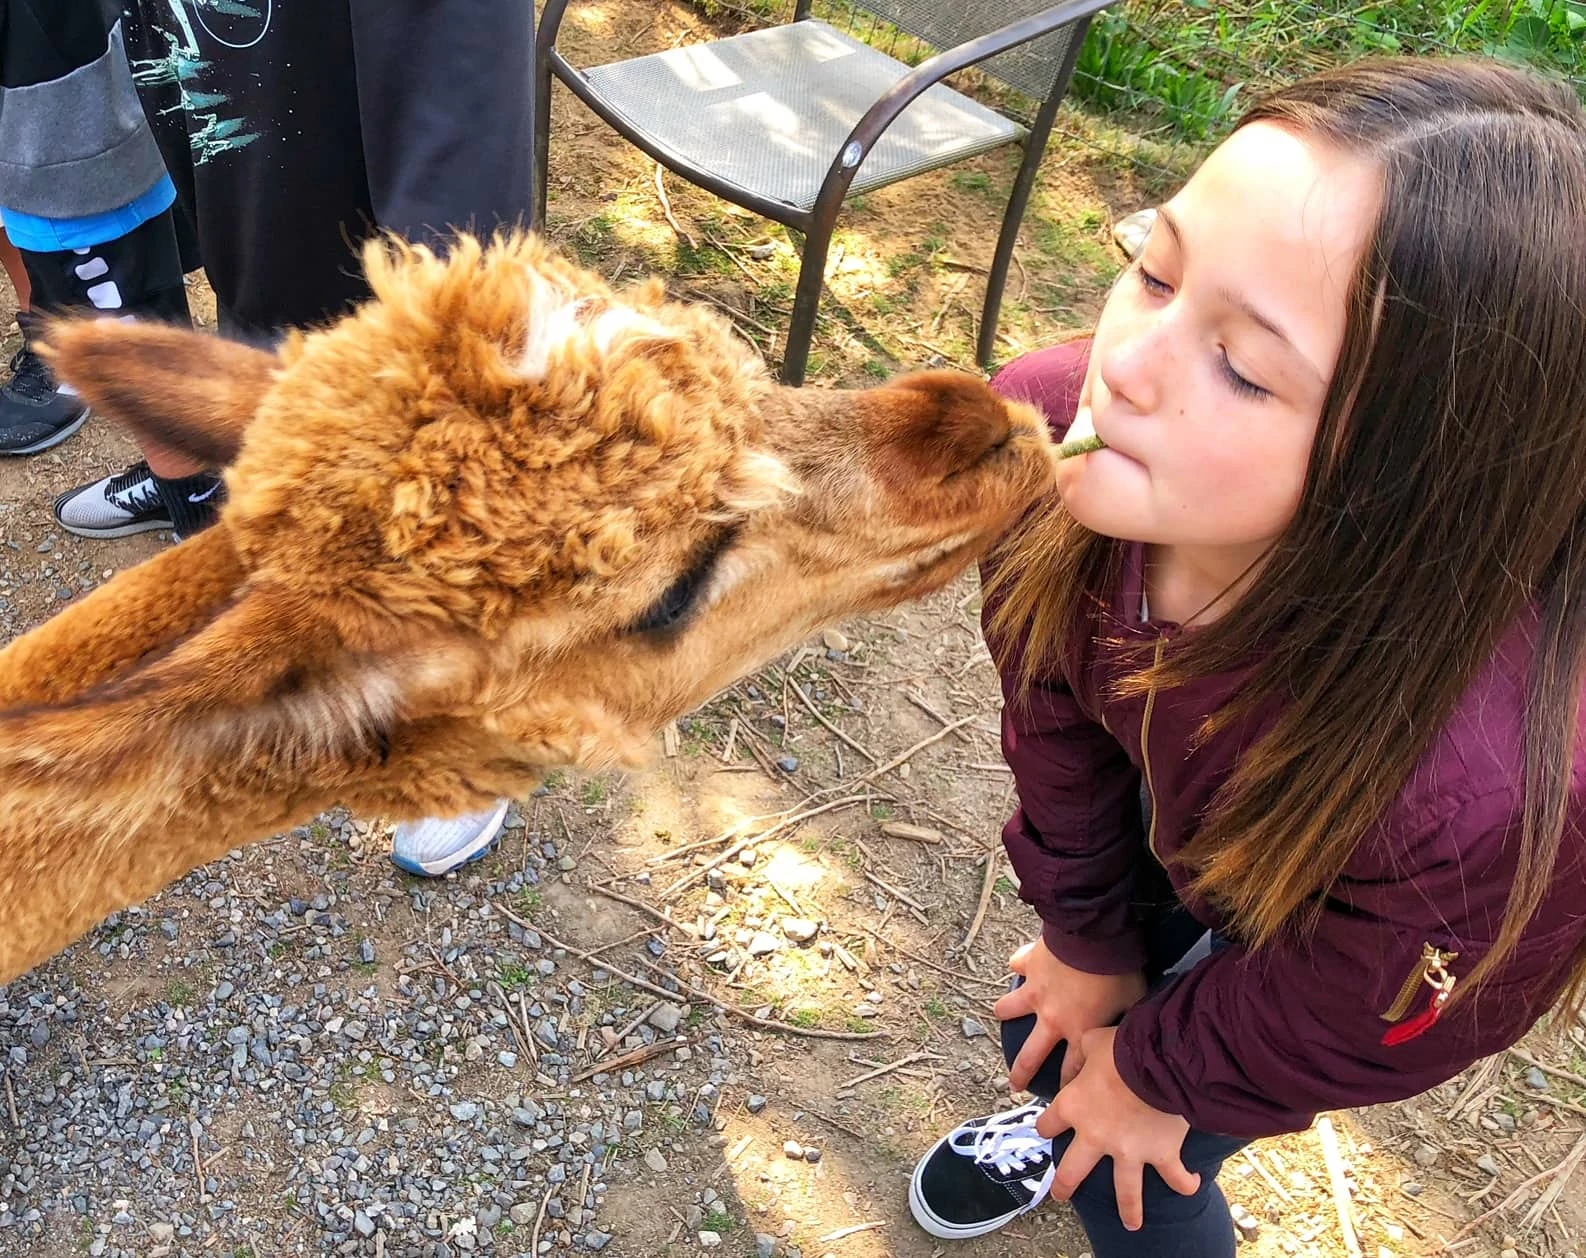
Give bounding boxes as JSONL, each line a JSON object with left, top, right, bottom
{"left": 1059, "top": 123, "right": 1380, "bottom": 560}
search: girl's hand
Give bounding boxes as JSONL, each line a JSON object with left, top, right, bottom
{"left": 993, "top": 937, "right": 1147, "bottom": 1091}
{"left": 1036, "top": 1026, "right": 1199, "bottom": 1230}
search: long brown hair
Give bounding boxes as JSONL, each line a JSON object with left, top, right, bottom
{"left": 990, "top": 57, "right": 1586, "bottom": 1011}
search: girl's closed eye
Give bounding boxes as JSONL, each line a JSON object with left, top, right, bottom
{"left": 1135, "top": 263, "right": 1172, "bottom": 297}
{"left": 1219, "top": 351, "right": 1269, "bottom": 400}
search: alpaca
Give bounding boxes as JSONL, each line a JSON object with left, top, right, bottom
{"left": 0, "top": 233, "right": 1055, "bottom": 984}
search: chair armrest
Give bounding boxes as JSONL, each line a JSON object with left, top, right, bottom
{"left": 811, "top": 0, "right": 1114, "bottom": 215}
{"left": 538, "top": 0, "right": 577, "bottom": 60}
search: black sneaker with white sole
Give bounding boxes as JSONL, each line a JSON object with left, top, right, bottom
{"left": 53, "top": 461, "right": 173, "bottom": 539}
{"left": 909, "top": 1102, "right": 1057, "bottom": 1240}
{"left": 0, "top": 316, "right": 89, "bottom": 456}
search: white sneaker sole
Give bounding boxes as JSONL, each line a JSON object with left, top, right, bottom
{"left": 390, "top": 799, "right": 511, "bottom": 877}
{"left": 907, "top": 1135, "right": 1035, "bottom": 1240}
{"left": 54, "top": 513, "right": 173, "bottom": 540}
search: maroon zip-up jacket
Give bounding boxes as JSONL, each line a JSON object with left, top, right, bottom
{"left": 988, "top": 340, "right": 1586, "bottom": 1138}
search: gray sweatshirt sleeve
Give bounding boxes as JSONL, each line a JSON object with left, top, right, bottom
{"left": 0, "top": 11, "right": 168, "bottom": 219}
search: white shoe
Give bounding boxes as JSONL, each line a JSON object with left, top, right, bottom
{"left": 389, "top": 799, "right": 511, "bottom": 877}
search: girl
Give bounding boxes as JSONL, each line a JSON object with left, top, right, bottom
{"left": 909, "top": 56, "right": 1586, "bottom": 1257}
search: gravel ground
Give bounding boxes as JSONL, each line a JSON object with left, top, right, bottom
{"left": 0, "top": 804, "right": 757, "bottom": 1258}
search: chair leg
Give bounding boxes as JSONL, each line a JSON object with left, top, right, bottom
{"left": 977, "top": 93, "right": 1066, "bottom": 368}
{"left": 532, "top": 68, "right": 554, "bottom": 230}
{"left": 781, "top": 218, "right": 838, "bottom": 387}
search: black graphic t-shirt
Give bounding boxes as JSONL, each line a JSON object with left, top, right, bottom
{"left": 122, "top": 0, "right": 535, "bottom": 339}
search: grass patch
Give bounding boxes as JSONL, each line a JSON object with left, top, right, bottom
{"left": 703, "top": 1208, "right": 736, "bottom": 1233}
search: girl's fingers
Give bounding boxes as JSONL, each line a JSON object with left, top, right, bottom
{"left": 991, "top": 982, "right": 1035, "bottom": 1022}
{"left": 1113, "top": 1157, "right": 1146, "bottom": 1232}
{"left": 1049, "top": 1133, "right": 1100, "bottom": 1203}
{"left": 1058, "top": 1034, "right": 1088, "bottom": 1089}
{"left": 1156, "top": 1156, "right": 1203, "bottom": 1199}
{"left": 1008, "top": 1021, "right": 1060, "bottom": 1093}
{"left": 1008, "top": 941, "right": 1035, "bottom": 973}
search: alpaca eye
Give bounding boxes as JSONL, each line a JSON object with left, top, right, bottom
{"left": 629, "top": 529, "right": 738, "bottom": 635}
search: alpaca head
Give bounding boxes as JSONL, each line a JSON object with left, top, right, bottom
{"left": 8, "top": 233, "right": 1054, "bottom": 826}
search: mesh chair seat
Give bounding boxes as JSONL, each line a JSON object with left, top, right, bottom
{"left": 580, "top": 19, "right": 1026, "bottom": 216}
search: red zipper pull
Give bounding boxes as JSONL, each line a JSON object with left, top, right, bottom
{"left": 1382, "top": 971, "right": 1456, "bottom": 1047}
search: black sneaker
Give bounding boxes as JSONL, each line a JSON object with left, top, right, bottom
{"left": 0, "top": 314, "right": 89, "bottom": 455}
{"left": 53, "top": 461, "right": 173, "bottom": 539}
{"left": 909, "top": 1102, "right": 1056, "bottom": 1240}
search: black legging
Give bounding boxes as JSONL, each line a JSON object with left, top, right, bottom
{"left": 998, "top": 879, "right": 1249, "bottom": 1257}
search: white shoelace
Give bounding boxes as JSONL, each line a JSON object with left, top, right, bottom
{"left": 963, "top": 1105, "right": 1057, "bottom": 1201}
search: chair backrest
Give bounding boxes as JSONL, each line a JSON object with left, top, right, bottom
{"left": 844, "top": 0, "right": 1087, "bottom": 102}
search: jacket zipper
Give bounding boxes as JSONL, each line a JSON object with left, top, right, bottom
{"left": 1139, "top": 636, "right": 1166, "bottom": 864}
{"left": 1379, "top": 943, "right": 1459, "bottom": 1046}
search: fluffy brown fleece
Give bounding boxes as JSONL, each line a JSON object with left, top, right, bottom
{"left": 0, "top": 232, "right": 1054, "bottom": 983}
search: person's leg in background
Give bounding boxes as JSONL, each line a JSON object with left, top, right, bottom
{"left": 17, "top": 194, "right": 224, "bottom": 538}
{"left": 0, "top": 225, "right": 32, "bottom": 311}
{"left": 119, "top": 0, "right": 534, "bottom": 875}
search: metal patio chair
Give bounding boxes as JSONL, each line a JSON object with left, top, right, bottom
{"left": 533, "top": 0, "right": 1112, "bottom": 384}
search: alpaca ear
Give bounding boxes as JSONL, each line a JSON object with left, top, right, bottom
{"left": 36, "top": 319, "right": 278, "bottom": 468}
{"left": 0, "top": 587, "right": 398, "bottom": 826}
{"left": 868, "top": 370, "right": 1018, "bottom": 485}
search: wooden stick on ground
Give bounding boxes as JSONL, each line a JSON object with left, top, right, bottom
{"left": 1241, "top": 1148, "right": 1295, "bottom": 1205}
{"left": 788, "top": 673, "right": 878, "bottom": 763}
{"left": 961, "top": 850, "right": 1000, "bottom": 951}
{"left": 660, "top": 794, "right": 874, "bottom": 900}
{"left": 654, "top": 164, "right": 696, "bottom": 248}
{"left": 529, "top": 1183, "right": 554, "bottom": 1258}
{"left": 1519, "top": 1129, "right": 1586, "bottom": 1232}
{"left": 571, "top": 1036, "right": 689, "bottom": 1084}
{"left": 1316, "top": 1116, "right": 1362, "bottom": 1258}
{"left": 496, "top": 903, "right": 884, "bottom": 1041}
{"left": 838, "top": 1050, "right": 936, "bottom": 1091}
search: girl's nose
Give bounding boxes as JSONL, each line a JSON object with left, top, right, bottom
{"left": 1098, "top": 318, "right": 1168, "bottom": 417}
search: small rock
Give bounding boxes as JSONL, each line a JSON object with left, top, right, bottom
{"left": 780, "top": 918, "right": 819, "bottom": 944}
{"left": 755, "top": 1234, "right": 778, "bottom": 1258}
{"left": 821, "top": 628, "right": 850, "bottom": 652}
{"left": 1401, "top": 1181, "right": 1423, "bottom": 1197}
{"left": 359, "top": 938, "right": 376, "bottom": 964}
{"left": 149, "top": 1224, "right": 175, "bottom": 1244}
{"left": 777, "top": 756, "right": 799, "bottom": 774}
{"left": 353, "top": 1212, "right": 376, "bottom": 1238}
{"left": 699, "top": 1232, "right": 723, "bottom": 1250}
{"left": 449, "top": 1101, "right": 480, "bottom": 1123}
{"left": 803, "top": 1147, "right": 822, "bottom": 1163}
{"left": 1229, "top": 1202, "right": 1259, "bottom": 1239}
{"left": 1412, "top": 1144, "right": 1439, "bottom": 1168}
{"left": 649, "top": 1002, "right": 684, "bottom": 1034}
{"left": 746, "top": 1094, "right": 768, "bottom": 1114}
{"left": 1525, "top": 1066, "right": 1549, "bottom": 1090}
{"left": 747, "top": 932, "right": 780, "bottom": 958}
{"left": 476, "top": 1205, "right": 501, "bottom": 1231}
{"left": 783, "top": 1140, "right": 804, "bottom": 1159}
{"left": 585, "top": 1233, "right": 613, "bottom": 1252}
{"left": 498, "top": 1051, "right": 518, "bottom": 1068}
{"left": 1477, "top": 1153, "right": 1502, "bottom": 1177}
{"left": 961, "top": 1017, "right": 987, "bottom": 1039}
{"left": 510, "top": 1204, "right": 536, "bottom": 1226}
{"left": 644, "top": 1148, "right": 669, "bottom": 1174}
